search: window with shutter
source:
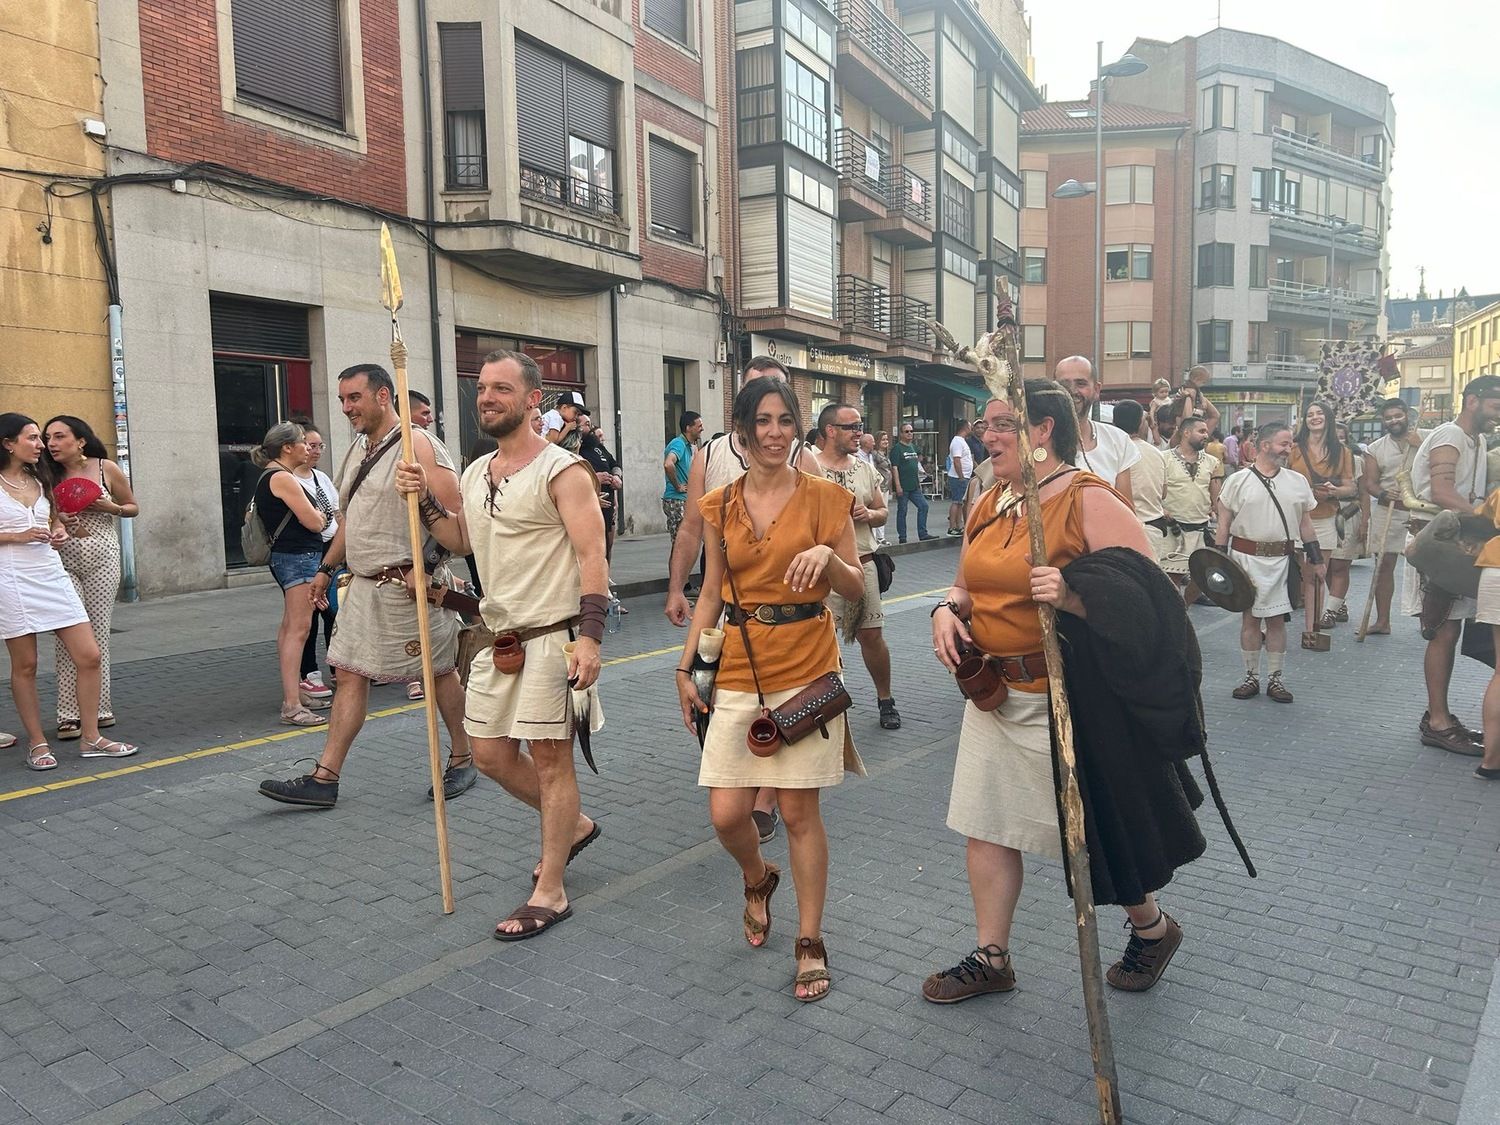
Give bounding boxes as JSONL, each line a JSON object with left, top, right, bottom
{"left": 649, "top": 138, "right": 695, "bottom": 242}
{"left": 644, "top": 0, "right": 689, "bottom": 45}
{"left": 439, "top": 25, "right": 485, "bottom": 189}
{"left": 515, "top": 36, "right": 619, "bottom": 215}
{"left": 231, "top": 0, "right": 345, "bottom": 129}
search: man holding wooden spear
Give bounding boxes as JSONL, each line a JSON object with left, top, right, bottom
{"left": 258, "top": 363, "right": 477, "bottom": 809}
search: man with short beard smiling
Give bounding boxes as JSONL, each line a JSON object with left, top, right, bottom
{"left": 399, "top": 349, "right": 610, "bottom": 940}
{"left": 1054, "top": 355, "right": 1138, "bottom": 494}
{"left": 1360, "top": 399, "right": 1426, "bottom": 634}
{"left": 1161, "top": 416, "right": 1223, "bottom": 604}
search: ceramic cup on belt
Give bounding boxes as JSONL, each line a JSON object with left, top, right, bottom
{"left": 954, "top": 652, "right": 1008, "bottom": 712}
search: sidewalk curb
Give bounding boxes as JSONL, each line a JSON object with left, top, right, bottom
{"left": 613, "top": 533, "right": 960, "bottom": 599}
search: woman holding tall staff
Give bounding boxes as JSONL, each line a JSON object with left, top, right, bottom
{"left": 43, "top": 415, "right": 138, "bottom": 740}
{"left": 924, "top": 384, "right": 1219, "bottom": 1002}
{"left": 0, "top": 414, "right": 138, "bottom": 769}
{"left": 675, "top": 376, "right": 865, "bottom": 1003}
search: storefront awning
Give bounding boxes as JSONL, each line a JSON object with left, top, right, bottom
{"left": 908, "top": 371, "right": 988, "bottom": 407}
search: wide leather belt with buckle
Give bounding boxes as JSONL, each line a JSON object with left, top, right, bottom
{"left": 366, "top": 565, "right": 482, "bottom": 617}
{"left": 1229, "top": 536, "right": 1292, "bottom": 557}
{"left": 725, "top": 602, "right": 825, "bottom": 626}
{"left": 995, "top": 652, "right": 1048, "bottom": 683}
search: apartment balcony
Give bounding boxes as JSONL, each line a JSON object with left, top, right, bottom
{"left": 1272, "top": 126, "right": 1386, "bottom": 183}
{"left": 987, "top": 239, "right": 1021, "bottom": 281}
{"left": 441, "top": 163, "right": 639, "bottom": 288}
{"left": 834, "top": 129, "right": 889, "bottom": 222}
{"left": 1266, "top": 204, "right": 1383, "bottom": 257}
{"left": 834, "top": 0, "right": 933, "bottom": 127}
{"left": 865, "top": 164, "right": 933, "bottom": 246}
{"left": 1264, "top": 353, "right": 1321, "bottom": 380}
{"left": 881, "top": 294, "right": 935, "bottom": 363}
{"left": 1267, "top": 278, "right": 1381, "bottom": 324}
{"left": 837, "top": 274, "right": 890, "bottom": 352}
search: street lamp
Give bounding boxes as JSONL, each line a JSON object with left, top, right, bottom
{"left": 1051, "top": 45, "right": 1149, "bottom": 378}
{"left": 1326, "top": 218, "right": 1362, "bottom": 342}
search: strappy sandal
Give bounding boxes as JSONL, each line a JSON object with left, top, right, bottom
{"left": 492, "top": 902, "right": 573, "bottom": 942}
{"left": 56, "top": 720, "right": 82, "bottom": 741}
{"left": 26, "top": 744, "right": 57, "bottom": 771}
{"left": 743, "top": 861, "right": 780, "bottom": 948}
{"left": 80, "top": 737, "right": 139, "bottom": 759}
{"left": 794, "top": 936, "right": 831, "bottom": 1003}
{"left": 531, "top": 820, "right": 602, "bottom": 885}
{"left": 280, "top": 705, "right": 326, "bottom": 727}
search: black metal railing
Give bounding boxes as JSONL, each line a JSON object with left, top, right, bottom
{"left": 989, "top": 239, "right": 1020, "bottom": 277}
{"left": 881, "top": 164, "right": 931, "bottom": 225}
{"left": 835, "top": 0, "right": 931, "bottom": 103}
{"left": 833, "top": 128, "right": 886, "bottom": 195}
{"left": 837, "top": 274, "right": 889, "bottom": 335}
{"left": 518, "top": 164, "right": 620, "bottom": 218}
{"left": 888, "top": 295, "right": 933, "bottom": 348}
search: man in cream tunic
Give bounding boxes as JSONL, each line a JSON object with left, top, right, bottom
{"left": 258, "top": 363, "right": 472, "bottom": 809}
{"left": 406, "top": 348, "right": 609, "bottom": 941}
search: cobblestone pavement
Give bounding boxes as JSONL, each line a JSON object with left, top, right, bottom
{"left": 0, "top": 547, "right": 1496, "bottom": 1124}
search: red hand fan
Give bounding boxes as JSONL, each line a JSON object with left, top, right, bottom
{"left": 54, "top": 477, "right": 104, "bottom": 516}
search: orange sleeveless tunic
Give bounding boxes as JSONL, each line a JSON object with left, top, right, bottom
{"left": 959, "top": 472, "right": 1113, "bottom": 693}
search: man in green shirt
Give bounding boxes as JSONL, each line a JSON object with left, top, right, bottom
{"left": 891, "top": 422, "right": 934, "bottom": 543}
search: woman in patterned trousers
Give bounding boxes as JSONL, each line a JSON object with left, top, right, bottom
{"left": 43, "top": 416, "right": 138, "bottom": 740}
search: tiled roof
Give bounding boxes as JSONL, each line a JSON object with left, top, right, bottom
{"left": 1021, "top": 100, "right": 1190, "bottom": 135}
{"left": 1398, "top": 336, "right": 1453, "bottom": 361}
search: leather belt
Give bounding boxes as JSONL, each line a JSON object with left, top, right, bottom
{"left": 725, "top": 602, "right": 825, "bottom": 626}
{"left": 1144, "top": 517, "right": 1173, "bottom": 533}
{"left": 367, "top": 565, "right": 482, "bottom": 617}
{"left": 858, "top": 552, "right": 875, "bottom": 564}
{"left": 1173, "top": 520, "right": 1210, "bottom": 533}
{"left": 1229, "top": 536, "right": 1292, "bottom": 557}
{"left": 500, "top": 617, "right": 581, "bottom": 643}
{"left": 995, "top": 652, "right": 1048, "bottom": 683}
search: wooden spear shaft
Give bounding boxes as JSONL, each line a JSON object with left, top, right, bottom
{"left": 991, "top": 292, "right": 1122, "bottom": 1124}
{"left": 380, "top": 224, "right": 455, "bottom": 915}
{"left": 1355, "top": 500, "right": 1396, "bottom": 642}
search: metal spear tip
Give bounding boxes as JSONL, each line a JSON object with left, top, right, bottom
{"left": 379, "top": 222, "right": 404, "bottom": 314}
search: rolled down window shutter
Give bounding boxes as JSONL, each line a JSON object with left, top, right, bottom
{"left": 649, "top": 138, "right": 694, "bottom": 238}
{"left": 439, "top": 24, "right": 484, "bottom": 113}
{"left": 210, "top": 295, "right": 310, "bottom": 358}
{"left": 515, "top": 37, "right": 566, "bottom": 172}
{"left": 644, "top": 0, "right": 688, "bottom": 44}
{"left": 565, "top": 64, "right": 614, "bottom": 148}
{"left": 231, "top": 0, "right": 345, "bottom": 128}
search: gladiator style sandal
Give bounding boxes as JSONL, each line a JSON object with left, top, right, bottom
{"left": 742, "top": 862, "right": 780, "bottom": 948}
{"left": 794, "top": 936, "right": 831, "bottom": 1003}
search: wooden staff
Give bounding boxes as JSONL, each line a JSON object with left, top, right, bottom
{"left": 936, "top": 283, "right": 1121, "bottom": 1123}
{"left": 1356, "top": 501, "right": 1397, "bottom": 642}
{"left": 379, "top": 223, "right": 455, "bottom": 915}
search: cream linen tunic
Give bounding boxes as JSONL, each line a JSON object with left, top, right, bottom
{"left": 459, "top": 443, "right": 604, "bottom": 741}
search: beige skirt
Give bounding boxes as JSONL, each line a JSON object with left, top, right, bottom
{"left": 327, "top": 574, "right": 459, "bottom": 683}
{"left": 947, "top": 691, "right": 1062, "bottom": 860}
{"left": 698, "top": 685, "right": 865, "bottom": 790}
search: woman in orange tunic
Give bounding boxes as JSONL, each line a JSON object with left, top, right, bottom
{"left": 924, "top": 382, "right": 1196, "bottom": 1003}
{"left": 1288, "top": 400, "right": 1357, "bottom": 635}
{"left": 676, "top": 377, "right": 865, "bottom": 1003}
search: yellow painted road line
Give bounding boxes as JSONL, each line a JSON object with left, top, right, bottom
{"left": 0, "top": 588, "right": 951, "bottom": 805}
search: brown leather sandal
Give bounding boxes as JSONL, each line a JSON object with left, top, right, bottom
{"left": 794, "top": 936, "right": 831, "bottom": 1003}
{"left": 742, "top": 861, "right": 780, "bottom": 948}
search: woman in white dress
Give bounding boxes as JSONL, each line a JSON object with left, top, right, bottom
{"left": 0, "top": 414, "right": 138, "bottom": 770}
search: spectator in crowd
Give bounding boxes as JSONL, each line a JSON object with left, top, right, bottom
{"left": 0, "top": 413, "right": 138, "bottom": 769}
{"left": 891, "top": 422, "right": 933, "bottom": 543}
{"left": 542, "top": 391, "right": 587, "bottom": 451}
{"left": 250, "top": 421, "right": 334, "bottom": 726}
{"left": 946, "top": 420, "right": 974, "bottom": 535}
{"left": 407, "top": 390, "right": 434, "bottom": 431}
{"left": 42, "top": 415, "right": 139, "bottom": 742}
{"left": 290, "top": 421, "right": 339, "bottom": 705}
{"left": 663, "top": 411, "right": 703, "bottom": 552}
